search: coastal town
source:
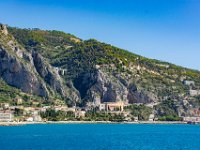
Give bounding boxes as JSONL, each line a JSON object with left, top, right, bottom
{"left": 1, "top": 78, "right": 200, "bottom": 125}
{"left": 0, "top": 100, "right": 135, "bottom": 123}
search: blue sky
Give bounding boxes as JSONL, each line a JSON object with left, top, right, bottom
{"left": 0, "top": 0, "right": 200, "bottom": 70}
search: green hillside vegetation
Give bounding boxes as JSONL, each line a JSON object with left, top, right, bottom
{"left": 125, "top": 104, "right": 153, "bottom": 121}
{"left": 0, "top": 78, "right": 20, "bottom": 103}
{"left": 7, "top": 27, "right": 200, "bottom": 95}
{"left": 8, "top": 27, "right": 200, "bottom": 82}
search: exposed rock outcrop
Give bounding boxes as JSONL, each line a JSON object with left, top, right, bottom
{"left": 85, "top": 69, "right": 153, "bottom": 104}
{"left": 32, "top": 52, "right": 65, "bottom": 95}
{"left": 0, "top": 24, "right": 8, "bottom": 35}
{"left": 0, "top": 47, "right": 48, "bottom": 97}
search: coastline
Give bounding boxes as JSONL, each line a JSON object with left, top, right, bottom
{"left": 0, "top": 121, "right": 188, "bottom": 126}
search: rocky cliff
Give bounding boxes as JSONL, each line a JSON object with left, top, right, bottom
{"left": 0, "top": 24, "right": 79, "bottom": 102}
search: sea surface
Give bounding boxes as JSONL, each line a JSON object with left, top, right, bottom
{"left": 0, "top": 124, "right": 200, "bottom": 150}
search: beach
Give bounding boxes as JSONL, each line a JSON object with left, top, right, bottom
{"left": 0, "top": 121, "right": 188, "bottom": 126}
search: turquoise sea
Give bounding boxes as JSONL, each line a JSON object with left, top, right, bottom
{"left": 0, "top": 124, "right": 200, "bottom": 150}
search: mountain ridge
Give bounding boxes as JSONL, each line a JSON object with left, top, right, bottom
{"left": 0, "top": 23, "right": 200, "bottom": 118}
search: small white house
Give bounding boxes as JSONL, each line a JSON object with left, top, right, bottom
{"left": 149, "top": 114, "right": 155, "bottom": 121}
{"left": 183, "top": 80, "right": 195, "bottom": 86}
{"left": 26, "top": 117, "right": 34, "bottom": 122}
{"left": 190, "top": 90, "right": 200, "bottom": 96}
{"left": 0, "top": 103, "right": 10, "bottom": 109}
{"left": 0, "top": 112, "right": 13, "bottom": 122}
{"left": 33, "top": 115, "right": 42, "bottom": 122}
{"left": 99, "top": 103, "right": 106, "bottom": 111}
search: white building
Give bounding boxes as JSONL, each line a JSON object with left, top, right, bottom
{"left": 104, "top": 102, "right": 124, "bottom": 112}
{"left": 75, "top": 110, "right": 86, "bottom": 118}
{"left": 0, "top": 112, "right": 13, "bottom": 122}
{"left": 26, "top": 117, "right": 34, "bottom": 122}
{"left": 149, "top": 114, "right": 155, "bottom": 121}
{"left": 99, "top": 103, "right": 106, "bottom": 111}
{"left": 133, "top": 116, "right": 138, "bottom": 122}
{"left": 190, "top": 90, "right": 200, "bottom": 96}
{"left": 0, "top": 103, "right": 10, "bottom": 109}
{"left": 33, "top": 115, "right": 42, "bottom": 122}
{"left": 183, "top": 80, "right": 195, "bottom": 86}
{"left": 183, "top": 117, "right": 200, "bottom": 122}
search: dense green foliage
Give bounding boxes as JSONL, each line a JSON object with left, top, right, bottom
{"left": 125, "top": 104, "right": 152, "bottom": 121}
{"left": 158, "top": 115, "right": 183, "bottom": 121}
{"left": 155, "top": 99, "right": 181, "bottom": 120}
{"left": 85, "top": 110, "right": 125, "bottom": 122}
{"left": 40, "top": 109, "right": 75, "bottom": 121}
{"left": 0, "top": 78, "right": 20, "bottom": 103}
{"left": 40, "top": 108, "right": 125, "bottom": 122}
{"left": 0, "top": 78, "right": 48, "bottom": 105}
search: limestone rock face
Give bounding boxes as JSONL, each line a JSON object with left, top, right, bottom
{"left": 0, "top": 24, "right": 49, "bottom": 96}
{"left": 0, "top": 47, "right": 48, "bottom": 97}
{"left": 32, "top": 52, "right": 65, "bottom": 96}
{"left": 127, "top": 83, "right": 153, "bottom": 104}
{"left": 85, "top": 69, "right": 153, "bottom": 104}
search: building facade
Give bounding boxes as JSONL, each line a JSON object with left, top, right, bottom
{"left": 0, "top": 112, "right": 13, "bottom": 122}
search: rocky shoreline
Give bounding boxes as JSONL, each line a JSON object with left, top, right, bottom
{"left": 0, "top": 121, "right": 189, "bottom": 126}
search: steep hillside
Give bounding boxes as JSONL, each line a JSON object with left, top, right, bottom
{"left": 0, "top": 24, "right": 200, "bottom": 117}
{"left": 0, "top": 24, "right": 79, "bottom": 103}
